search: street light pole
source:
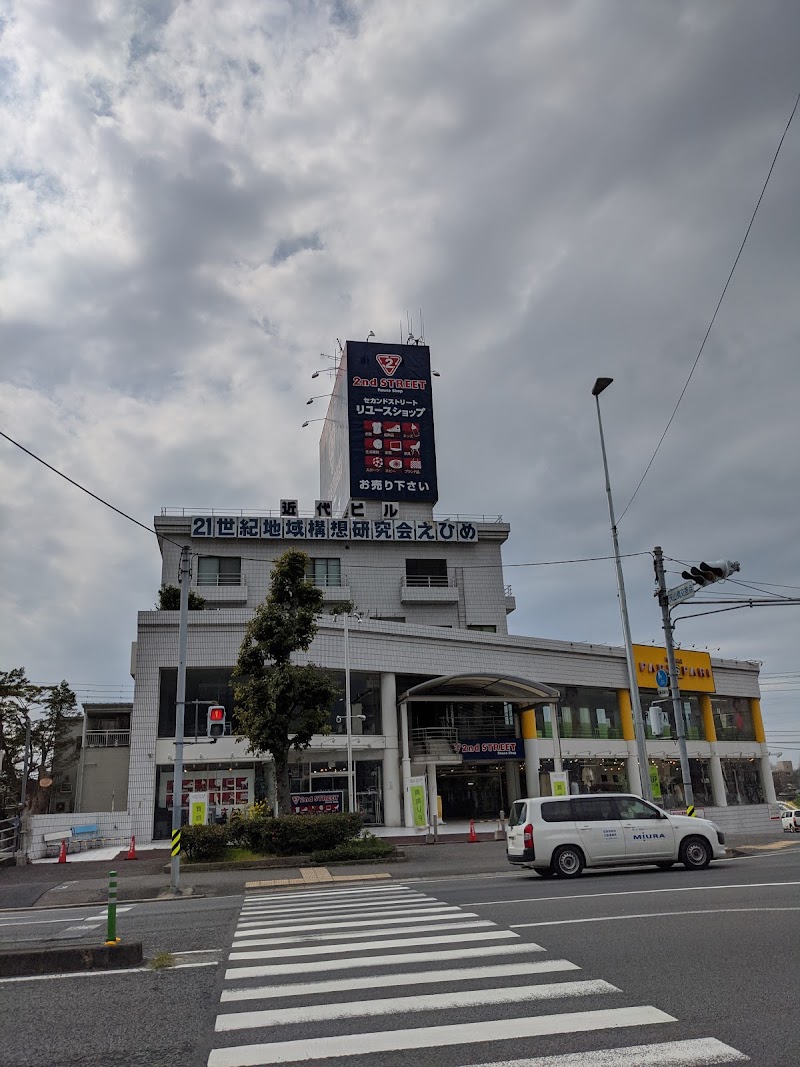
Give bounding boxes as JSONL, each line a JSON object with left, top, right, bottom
{"left": 592, "top": 378, "right": 652, "bottom": 801}
{"left": 170, "top": 544, "right": 191, "bottom": 894}
{"left": 343, "top": 611, "right": 355, "bottom": 814}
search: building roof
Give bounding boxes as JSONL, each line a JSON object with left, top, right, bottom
{"left": 397, "top": 672, "right": 560, "bottom": 708}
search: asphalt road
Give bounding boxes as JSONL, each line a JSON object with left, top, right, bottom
{"left": 0, "top": 845, "right": 797, "bottom": 1067}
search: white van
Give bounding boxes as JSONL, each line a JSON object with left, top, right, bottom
{"left": 507, "top": 793, "right": 726, "bottom": 878}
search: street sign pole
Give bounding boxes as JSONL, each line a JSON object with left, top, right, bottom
{"left": 654, "top": 546, "right": 694, "bottom": 807}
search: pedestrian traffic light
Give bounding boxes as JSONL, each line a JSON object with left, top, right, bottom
{"left": 681, "top": 560, "right": 740, "bottom": 588}
{"left": 207, "top": 705, "right": 226, "bottom": 740}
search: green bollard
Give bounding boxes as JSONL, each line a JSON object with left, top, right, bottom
{"left": 105, "top": 870, "right": 120, "bottom": 944}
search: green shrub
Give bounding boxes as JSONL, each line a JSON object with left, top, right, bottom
{"left": 180, "top": 823, "right": 229, "bottom": 862}
{"left": 311, "top": 836, "right": 396, "bottom": 863}
{"left": 268, "top": 813, "right": 364, "bottom": 855}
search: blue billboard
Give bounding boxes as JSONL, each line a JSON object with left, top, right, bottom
{"left": 345, "top": 340, "right": 439, "bottom": 505}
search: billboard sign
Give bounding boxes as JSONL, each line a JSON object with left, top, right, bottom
{"left": 345, "top": 340, "right": 438, "bottom": 504}
{"left": 633, "top": 644, "right": 715, "bottom": 693}
{"left": 455, "top": 739, "right": 524, "bottom": 760}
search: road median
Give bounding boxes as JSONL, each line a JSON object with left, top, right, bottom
{"left": 0, "top": 940, "right": 143, "bottom": 978}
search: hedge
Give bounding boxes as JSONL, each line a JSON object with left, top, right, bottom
{"left": 182, "top": 813, "right": 365, "bottom": 862}
{"left": 310, "top": 836, "right": 396, "bottom": 863}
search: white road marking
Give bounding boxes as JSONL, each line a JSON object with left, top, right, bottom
{"left": 0, "top": 914, "right": 107, "bottom": 928}
{"left": 454, "top": 1037, "right": 749, "bottom": 1066}
{"left": 226, "top": 940, "right": 545, "bottom": 980}
{"left": 207, "top": 1006, "right": 676, "bottom": 1065}
{"left": 220, "top": 959, "right": 581, "bottom": 1002}
{"left": 233, "top": 919, "right": 494, "bottom": 947}
{"left": 0, "top": 961, "right": 218, "bottom": 984}
{"left": 466, "top": 880, "right": 800, "bottom": 908}
{"left": 238, "top": 895, "right": 431, "bottom": 916}
{"left": 216, "top": 979, "right": 618, "bottom": 1031}
{"left": 235, "top": 905, "right": 461, "bottom": 929}
{"left": 243, "top": 885, "right": 411, "bottom": 903}
{"left": 64, "top": 925, "right": 102, "bottom": 934}
{"left": 229, "top": 928, "right": 516, "bottom": 960}
{"left": 510, "top": 907, "right": 800, "bottom": 929}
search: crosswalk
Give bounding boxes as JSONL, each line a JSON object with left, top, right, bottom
{"left": 208, "top": 882, "right": 749, "bottom": 1067}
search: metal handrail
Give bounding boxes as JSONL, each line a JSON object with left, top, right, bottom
{"left": 403, "top": 575, "right": 455, "bottom": 589}
{"left": 196, "top": 574, "right": 243, "bottom": 587}
{"left": 0, "top": 817, "right": 18, "bottom": 857}
{"left": 85, "top": 730, "right": 131, "bottom": 747}
{"left": 410, "top": 727, "right": 460, "bottom": 756}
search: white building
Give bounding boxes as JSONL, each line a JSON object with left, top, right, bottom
{"left": 126, "top": 341, "right": 774, "bottom": 842}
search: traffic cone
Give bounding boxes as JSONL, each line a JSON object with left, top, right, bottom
{"left": 124, "top": 835, "right": 138, "bottom": 861}
{"left": 468, "top": 819, "right": 478, "bottom": 843}
{"left": 57, "top": 838, "right": 68, "bottom": 863}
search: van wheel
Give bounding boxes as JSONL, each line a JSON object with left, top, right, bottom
{"left": 680, "top": 836, "right": 712, "bottom": 870}
{"left": 656, "top": 861, "right": 674, "bottom": 870}
{"left": 552, "top": 845, "right": 584, "bottom": 878}
{"left": 532, "top": 867, "right": 555, "bottom": 879}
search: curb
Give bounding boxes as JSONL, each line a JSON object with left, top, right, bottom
{"left": 170, "top": 850, "right": 406, "bottom": 873}
{"left": 0, "top": 941, "right": 143, "bottom": 978}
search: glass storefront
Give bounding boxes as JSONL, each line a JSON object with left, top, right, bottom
{"left": 712, "top": 697, "right": 756, "bottom": 742}
{"left": 648, "top": 758, "right": 713, "bottom": 807}
{"left": 290, "top": 757, "right": 384, "bottom": 823}
{"left": 538, "top": 687, "right": 623, "bottom": 740}
{"left": 152, "top": 760, "right": 267, "bottom": 838}
{"left": 437, "top": 764, "right": 510, "bottom": 820}
{"left": 639, "top": 694, "right": 705, "bottom": 740}
{"left": 721, "top": 758, "right": 764, "bottom": 805}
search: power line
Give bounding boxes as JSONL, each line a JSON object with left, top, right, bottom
{"left": 618, "top": 88, "right": 800, "bottom": 523}
{"left": 0, "top": 429, "right": 185, "bottom": 551}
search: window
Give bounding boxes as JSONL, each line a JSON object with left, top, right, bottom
{"left": 306, "top": 558, "right": 342, "bottom": 587}
{"left": 468, "top": 625, "right": 497, "bottom": 633}
{"left": 373, "top": 615, "right": 406, "bottom": 623}
{"left": 571, "top": 797, "right": 620, "bottom": 822}
{"left": 540, "top": 800, "right": 573, "bottom": 823}
{"left": 197, "top": 556, "right": 241, "bottom": 586}
{"left": 405, "top": 558, "right": 448, "bottom": 587}
{"left": 508, "top": 801, "right": 527, "bottom": 827}
{"left": 615, "top": 797, "right": 662, "bottom": 820}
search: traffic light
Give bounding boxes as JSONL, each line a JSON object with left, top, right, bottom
{"left": 207, "top": 705, "right": 226, "bottom": 740}
{"left": 681, "top": 559, "right": 740, "bottom": 588}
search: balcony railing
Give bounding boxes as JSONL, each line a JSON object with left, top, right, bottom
{"left": 162, "top": 507, "right": 505, "bottom": 522}
{"left": 85, "top": 730, "right": 131, "bottom": 748}
{"left": 403, "top": 575, "right": 455, "bottom": 589}
{"left": 308, "top": 574, "right": 347, "bottom": 587}
{"left": 196, "top": 574, "right": 243, "bottom": 586}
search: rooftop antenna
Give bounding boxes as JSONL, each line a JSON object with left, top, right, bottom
{"left": 399, "top": 319, "right": 403, "bottom": 344}
{"left": 366, "top": 330, "right": 375, "bottom": 342}
{"left": 419, "top": 307, "right": 425, "bottom": 344}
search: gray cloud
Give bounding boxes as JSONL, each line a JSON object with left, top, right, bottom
{"left": 1, "top": 0, "right": 798, "bottom": 757}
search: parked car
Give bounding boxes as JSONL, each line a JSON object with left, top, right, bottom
{"left": 507, "top": 793, "right": 726, "bottom": 878}
{"left": 781, "top": 809, "right": 800, "bottom": 833}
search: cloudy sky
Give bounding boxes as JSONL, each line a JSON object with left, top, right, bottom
{"left": 1, "top": 1, "right": 798, "bottom": 763}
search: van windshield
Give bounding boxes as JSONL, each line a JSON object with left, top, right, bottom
{"left": 508, "top": 801, "right": 527, "bottom": 828}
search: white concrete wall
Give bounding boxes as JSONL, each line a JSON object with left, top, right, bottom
{"left": 23, "top": 812, "right": 133, "bottom": 860}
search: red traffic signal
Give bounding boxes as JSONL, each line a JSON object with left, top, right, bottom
{"left": 207, "top": 705, "right": 226, "bottom": 739}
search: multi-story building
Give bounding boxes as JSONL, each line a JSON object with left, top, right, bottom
{"left": 127, "top": 340, "right": 774, "bottom": 842}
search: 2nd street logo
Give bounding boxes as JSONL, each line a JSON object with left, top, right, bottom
{"left": 376, "top": 353, "right": 402, "bottom": 376}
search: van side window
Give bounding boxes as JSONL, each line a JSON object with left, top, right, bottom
{"left": 572, "top": 797, "right": 620, "bottom": 821}
{"left": 508, "top": 801, "right": 527, "bottom": 827}
{"left": 616, "top": 797, "right": 662, "bottom": 820}
{"left": 540, "top": 801, "right": 573, "bottom": 823}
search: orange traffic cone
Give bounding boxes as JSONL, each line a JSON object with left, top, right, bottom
{"left": 468, "top": 819, "right": 478, "bottom": 843}
{"left": 57, "top": 838, "right": 68, "bottom": 863}
{"left": 124, "top": 835, "right": 138, "bottom": 861}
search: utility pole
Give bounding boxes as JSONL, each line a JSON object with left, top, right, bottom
{"left": 343, "top": 611, "right": 354, "bottom": 813}
{"left": 170, "top": 545, "right": 191, "bottom": 894}
{"left": 654, "top": 546, "right": 694, "bottom": 807}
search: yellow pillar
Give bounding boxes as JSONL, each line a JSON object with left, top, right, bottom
{"left": 520, "top": 709, "right": 537, "bottom": 739}
{"left": 699, "top": 694, "right": 717, "bottom": 742}
{"left": 618, "top": 689, "right": 635, "bottom": 742}
{"left": 749, "top": 698, "right": 766, "bottom": 744}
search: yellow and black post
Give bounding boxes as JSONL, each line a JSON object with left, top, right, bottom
{"left": 171, "top": 828, "right": 181, "bottom": 859}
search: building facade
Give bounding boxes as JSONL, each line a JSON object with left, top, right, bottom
{"left": 126, "top": 341, "right": 774, "bottom": 842}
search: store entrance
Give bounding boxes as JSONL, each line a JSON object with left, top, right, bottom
{"left": 437, "top": 765, "right": 509, "bottom": 820}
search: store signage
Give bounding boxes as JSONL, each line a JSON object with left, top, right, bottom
{"left": 633, "top": 644, "right": 715, "bottom": 693}
{"left": 290, "top": 791, "right": 344, "bottom": 815}
{"left": 188, "top": 792, "right": 208, "bottom": 825}
{"left": 191, "top": 515, "right": 478, "bottom": 542}
{"left": 346, "top": 340, "right": 439, "bottom": 504}
{"left": 164, "top": 773, "right": 252, "bottom": 810}
{"left": 649, "top": 764, "right": 662, "bottom": 799}
{"left": 408, "top": 776, "right": 428, "bottom": 828}
{"left": 455, "top": 739, "right": 524, "bottom": 760}
{"left": 549, "top": 772, "right": 569, "bottom": 797}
